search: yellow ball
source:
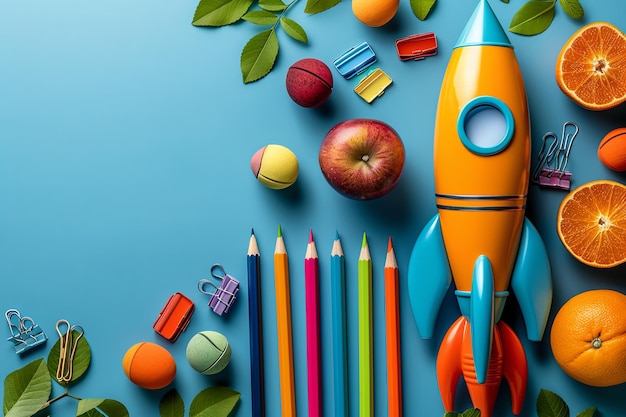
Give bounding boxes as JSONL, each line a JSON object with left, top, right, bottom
{"left": 250, "top": 144, "right": 299, "bottom": 190}
{"left": 122, "top": 342, "right": 176, "bottom": 390}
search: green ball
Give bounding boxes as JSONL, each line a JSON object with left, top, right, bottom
{"left": 186, "top": 331, "right": 231, "bottom": 375}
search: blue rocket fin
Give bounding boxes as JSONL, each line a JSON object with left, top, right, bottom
{"left": 511, "top": 218, "right": 553, "bottom": 341}
{"left": 470, "top": 255, "right": 495, "bottom": 384}
{"left": 408, "top": 214, "right": 452, "bottom": 339}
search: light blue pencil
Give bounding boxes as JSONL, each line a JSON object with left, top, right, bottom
{"left": 331, "top": 231, "right": 348, "bottom": 417}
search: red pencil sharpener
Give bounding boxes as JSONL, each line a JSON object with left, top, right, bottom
{"left": 153, "top": 292, "right": 195, "bottom": 342}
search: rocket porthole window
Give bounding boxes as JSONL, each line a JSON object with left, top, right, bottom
{"left": 458, "top": 96, "right": 514, "bottom": 156}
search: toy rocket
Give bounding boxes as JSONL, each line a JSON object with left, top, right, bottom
{"left": 407, "top": 1, "right": 552, "bottom": 416}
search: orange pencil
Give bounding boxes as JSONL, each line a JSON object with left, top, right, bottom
{"left": 275, "top": 225, "right": 296, "bottom": 417}
{"left": 385, "top": 236, "right": 402, "bottom": 417}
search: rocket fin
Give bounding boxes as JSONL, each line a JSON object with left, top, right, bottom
{"left": 470, "top": 255, "right": 494, "bottom": 384}
{"left": 436, "top": 316, "right": 466, "bottom": 412}
{"left": 408, "top": 214, "right": 452, "bottom": 339}
{"left": 498, "top": 321, "right": 528, "bottom": 415}
{"left": 511, "top": 218, "right": 552, "bottom": 341}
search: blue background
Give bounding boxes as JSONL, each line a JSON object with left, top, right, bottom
{"left": 2, "top": 0, "right": 626, "bottom": 416}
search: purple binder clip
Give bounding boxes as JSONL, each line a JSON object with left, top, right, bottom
{"left": 198, "top": 264, "right": 240, "bottom": 316}
{"left": 532, "top": 122, "right": 578, "bottom": 191}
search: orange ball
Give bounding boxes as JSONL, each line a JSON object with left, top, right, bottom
{"left": 122, "top": 342, "right": 176, "bottom": 389}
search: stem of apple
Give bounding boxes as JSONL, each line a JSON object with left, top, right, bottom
{"left": 361, "top": 154, "right": 370, "bottom": 163}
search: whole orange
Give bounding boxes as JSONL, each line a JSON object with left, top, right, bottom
{"left": 555, "top": 22, "right": 626, "bottom": 111}
{"left": 352, "top": 0, "right": 399, "bottom": 27}
{"left": 550, "top": 289, "right": 626, "bottom": 387}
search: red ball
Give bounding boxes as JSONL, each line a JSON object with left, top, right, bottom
{"left": 286, "top": 58, "right": 333, "bottom": 108}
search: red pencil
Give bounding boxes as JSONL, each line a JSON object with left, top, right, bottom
{"left": 385, "top": 236, "right": 402, "bottom": 417}
{"left": 305, "top": 229, "right": 321, "bottom": 417}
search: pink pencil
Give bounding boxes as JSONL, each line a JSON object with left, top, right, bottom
{"left": 305, "top": 229, "right": 321, "bottom": 417}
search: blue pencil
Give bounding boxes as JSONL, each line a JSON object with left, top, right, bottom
{"left": 331, "top": 231, "right": 348, "bottom": 417}
{"left": 248, "top": 229, "right": 264, "bottom": 417}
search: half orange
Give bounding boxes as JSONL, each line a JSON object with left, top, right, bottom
{"left": 557, "top": 179, "right": 626, "bottom": 268}
{"left": 555, "top": 22, "right": 626, "bottom": 111}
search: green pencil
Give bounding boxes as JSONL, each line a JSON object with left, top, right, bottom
{"left": 358, "top": 232, "right": 373, "bottom": 417}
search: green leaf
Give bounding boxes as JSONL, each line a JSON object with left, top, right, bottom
{"left": 76, "top": 399, "right": 129, "bottom": 417}
{"left": 47, "top": 329, "right": 91, "bottom": 385}
{"left": 280, "top": 18, "right": 308, "bottom": 43}
{"left": 160, "top": 389, "right": 185, "bottom": 417}
{"left": 410, "top": 0, "right": 437, "bottom": 20}
{"left": 509, "top": 0, "right": 556, "bottom": 35}
{"left": 462, "top": 409, "right": 481, "bottom": 417}
{"left": 304, "top": 0, "right": 341, "bottom": 14}
{"left": 189, "top": 386, "right": 241, "bottom": 417}
{"left": 192, "top": 0, "right": 254, "bottom": 26}
{"left": 243, "top": 10, "right": 279, "bottom": 25}
{"left": 240, "top": 29, "right": 279, "bottom": 84}
{"left": 3, "top": 359, "right": 52, "bottom": 417}
{"left": 259, "top": 0, "right": 287, "bottom": 11}
{"left": 577, "top": 407, "right": 597, "bottom": 417}
{"left": 536, "top": 389, "right": 569, "bottom": 417}
{"left": 559, "top": 0, "right": 584, "bottom": 19}
{"left": 444, "top": 413, "right": 460, "bottom": 417}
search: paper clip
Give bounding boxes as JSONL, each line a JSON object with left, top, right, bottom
{"left": 5, "top": 309, "right": 47, "bottom": 354}
{"left": 354, "top": 68, "right": 392, "bottom": 104}
{"left": 198, "top": 264, "right": 240, "bottom": 316}
{"left": 153, "top": 292, "right": 195, "bottom": 342}
{"left": 532, "top": 121, "right": 579, "bottom": 191}
{"left": 333, "top": 41, "right": 377, "bottom": 80}
{"left": 395, "top": 32, "right": 438, "bottom": 61}
{"left": 55, "top": 319, "right": 84, "bottom": 383}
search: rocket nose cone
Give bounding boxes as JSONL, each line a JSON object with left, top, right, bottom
{"left": 455, "top": 0, "right": 512, "bottom": 48}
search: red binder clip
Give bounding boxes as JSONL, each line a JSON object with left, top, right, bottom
{"left": 395, "top": 32, "right": 438, "bottom": 61}
{"left": 153, "top": 292, "right": 195, "bottom": 342}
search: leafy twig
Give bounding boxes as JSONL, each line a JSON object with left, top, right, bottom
{"left": 409, "top": 0, "right": 584, "bottom": 36}
{"left": 192, "top": 0, "right": 341, "bottom": 83}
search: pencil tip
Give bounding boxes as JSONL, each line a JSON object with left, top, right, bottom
{"left": 335, "top": 230, "right": 339, "bottom": 240}
{"left": 309, "top": 228, "right": 314, "bottom": 243}
{"left": 251, "top": 228, "right": 255, "bottom": 235}
{"left": 277, "top": 224, "right": 282, "bottom": 237}
{"left": 361, "top": 232, "right": 367, "bottom": 247}
{"left": 387, "top": 236, "right": 393, "bottom": 251}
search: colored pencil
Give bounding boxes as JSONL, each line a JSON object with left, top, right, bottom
{"left": 358, "top": 232, "right": 373, "bottom": 417}
{"left": 385, "top": 236, "right": 402, "bottom": 417}
{"left": 247, "top": 229, "right": 265, "bottom": 417}
{"left": 305, "top": 229, "right": 321, "bottom": 417}
{"left": 331, "top": 231, "right": 348, "bottom": 417}
{"left": 274, "top": 225, "right": 296, "bottom": 417}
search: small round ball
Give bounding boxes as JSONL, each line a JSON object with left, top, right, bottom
{"left": 598, "top": 127, "right": 626, "bottom": 172}
{"left": 286, "top": 58, "right": 333, "bottom": 108}
{"left": 122, "top": 342, "right": 176, "bottom": 390}
{"left": 186, "top": 331, "right": 232, "bottom": 375}
{"left": 250, "top": 144, "right": 299, "bottom": 190}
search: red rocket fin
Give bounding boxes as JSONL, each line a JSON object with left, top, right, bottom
{"left": 498, "top": 321, "right": 528, "bottom": 415}
{"left": 436, "top": 316, "right": 467, "bottom": 412}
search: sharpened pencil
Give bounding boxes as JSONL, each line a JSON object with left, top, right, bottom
{"left": 275, "top": 225, "right": 296, "bottom": 417}
{"left": 331, "top": 231, "right": 348, "bottom": 417}
{"left": 305, "top": 229, "right": 321, "bottom": 417}
{"left": 385, "top": 236, "right": 402, "bottom": 417}
{"left": 358, "top": 232, "right": 373, "bottom": 417}
{"left": 248, "top": 229, "right": 264, "bottom": 417}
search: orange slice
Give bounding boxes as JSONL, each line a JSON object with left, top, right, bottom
{"left": 557, "top": 179, "right": 626, "bottom": 268}
{"left": 555, "top": 22, "right": 626, "bottom": 111}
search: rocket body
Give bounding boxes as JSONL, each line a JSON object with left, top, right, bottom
{"left": 407, "top": 1, "right": 552, "bottom": 416}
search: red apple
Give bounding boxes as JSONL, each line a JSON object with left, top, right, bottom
{"left": 319, "top": 118, "right": 405, "bottom": 200}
